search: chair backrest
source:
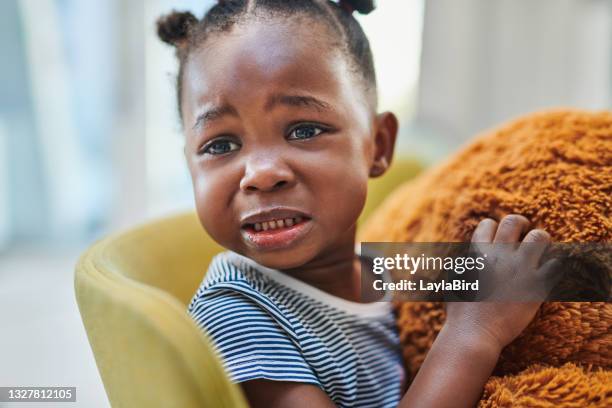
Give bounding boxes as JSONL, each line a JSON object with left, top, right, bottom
{"left": 75, "top": 212, "right": 248, "bottom": 408}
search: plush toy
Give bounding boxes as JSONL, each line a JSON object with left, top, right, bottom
{"left": 359, "top": 109, "right": 612, "bottom": 407}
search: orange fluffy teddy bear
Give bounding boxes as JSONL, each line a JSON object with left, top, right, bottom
{"left": 359, "top": 109, "right": 611, "bottom": 407}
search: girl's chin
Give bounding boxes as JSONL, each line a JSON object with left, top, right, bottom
{"left": 238, "top": 239, "right": 322, "bottom": 271}
{"left": 245, "top": 246, "right": 318, "bottom": 271}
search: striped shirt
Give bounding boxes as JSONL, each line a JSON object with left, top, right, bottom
{"left": 188, "top": 251, "right": 405, "bottom": 408}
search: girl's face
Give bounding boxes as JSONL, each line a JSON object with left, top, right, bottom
{"left": 182, "top": 18, "right": 396, "bottom": 270}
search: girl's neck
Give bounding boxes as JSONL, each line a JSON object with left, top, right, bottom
{"left": 280, "top": 230, "right": 373, "bottom": 303}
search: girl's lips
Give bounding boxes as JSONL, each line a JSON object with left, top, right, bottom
{"left": 241, "top": 217, "right": 313, "bottom": 251}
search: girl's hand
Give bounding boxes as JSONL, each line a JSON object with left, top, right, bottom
{"left": 445, "top": 214, "right": 556, "bottom": 351}
{"left": 400, "top": 214, "right": 558, "bottom": 408}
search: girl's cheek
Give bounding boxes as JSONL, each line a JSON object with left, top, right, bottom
{"left": 307, "top": 147, "right": 369, "bottom": 228}
{"left": 193, "top": 175, "right": 215, "bottom": 232}
{"left": 192, "top": 170, "right": 234, "bottom": 242}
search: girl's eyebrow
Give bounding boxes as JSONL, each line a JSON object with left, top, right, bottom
{"left": 193, "top": 105, "right": 238, "bottom": 131}
{"left": 192, "top": 93, "right": 332, "bottom": 131}
{"left": 265, "top": 93, "right": 333, "bottom": 113}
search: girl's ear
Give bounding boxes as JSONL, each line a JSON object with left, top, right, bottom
{"left": 369, "top": 111, "right": 398, "bottom": 178}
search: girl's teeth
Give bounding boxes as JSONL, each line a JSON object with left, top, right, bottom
{"left": 252, "top": 217, "right": 305, "bottom": 231}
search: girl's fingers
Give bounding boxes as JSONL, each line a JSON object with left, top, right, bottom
{"left": 471, "top": 218, "right": 498, "bottom": 243}
{"left": 518, "top": 228, "right": 551, "bottom": 264}
{"left": 535, "top": 257, "right": 561, "bottom": 281}
{"left": 531, "top": 258, "right": 562, "bottom": 301}
{"left": 493, "top": 214, "right": 530, "bottom": 243}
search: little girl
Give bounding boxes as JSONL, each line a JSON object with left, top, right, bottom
{"left": 157, "top": 1, "right": 553, "bottom": 407}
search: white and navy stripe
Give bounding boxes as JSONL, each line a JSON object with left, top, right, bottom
{"left": 188, "top": 251, "right": 404, "bottom": 408}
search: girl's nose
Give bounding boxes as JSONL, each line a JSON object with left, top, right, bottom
{"left": 240, "top": 155, "right": 296, "bottom": 193}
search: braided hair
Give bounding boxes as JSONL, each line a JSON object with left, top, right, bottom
{"left": 156, "top": 0, "right": 377, "bottom": 115}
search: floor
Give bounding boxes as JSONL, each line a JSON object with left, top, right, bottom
{"left": 0, "top": 246, "right": 109, "bottom": 407}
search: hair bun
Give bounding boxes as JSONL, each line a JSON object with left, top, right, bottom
{"left": 157, "top": 10, "right": 198, "bottom": 46}
{"left": 339, "top": 0, "right": 376, "bottom": 15}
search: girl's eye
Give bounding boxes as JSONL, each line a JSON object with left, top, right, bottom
{"left": 287, "top": 124, "right": 325, "bottom": 140}
{"left": 201, "top": 139, "right": 240, "bottom": 155}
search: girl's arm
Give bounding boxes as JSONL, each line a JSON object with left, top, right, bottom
{"left": 398, "top": 322, "right": 502, "bottom": 408}
{"left": 400, "top": 215, "right": 554, "bottom": 407}
{"left": 241, "top": 380, "right": 336, "bottom": 408}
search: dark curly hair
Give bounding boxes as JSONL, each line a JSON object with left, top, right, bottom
{"left": 156, "top": 0, "right": 377, "bottom": 116}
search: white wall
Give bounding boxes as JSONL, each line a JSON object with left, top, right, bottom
{"left": 417, "top": 0, "right": 612, "bottom": 150}
{"left": 108, "top": 0, "right": 148, "bottom": 232}
{"left": 0, "top": 118, "right": 8, "bottom": 249}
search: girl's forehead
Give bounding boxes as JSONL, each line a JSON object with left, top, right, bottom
{"left": 181, "top": 19, "right": 357, "bottom": 114}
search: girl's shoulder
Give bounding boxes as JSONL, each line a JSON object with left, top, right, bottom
{"left": 201, "top": 251, "right": 265, "bottom": 288}
{"left": 188, "top": 251, "right": 292, "bottom": 323}
{"left": 187, "top": 251, "right": 302, "bottom": 349}
{"left": 188, "top": 251, "right": 273, "bottom": 298}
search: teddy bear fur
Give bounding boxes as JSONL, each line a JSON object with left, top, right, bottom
{"left": 359, "top": 109, "right": 612, "bottom": 406}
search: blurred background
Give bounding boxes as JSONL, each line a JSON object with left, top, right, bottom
{"left": 0, "top": 0, "right": 610, "bottom": 406}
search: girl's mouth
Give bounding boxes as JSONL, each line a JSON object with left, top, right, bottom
{"left": 240, "top": 211, "right": 313, "bottom": 251}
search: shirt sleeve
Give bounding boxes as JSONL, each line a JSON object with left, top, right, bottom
{"left": 189, "top": 288, "right": 322, "bottom": 386}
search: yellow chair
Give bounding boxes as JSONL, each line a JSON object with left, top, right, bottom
{"left": 75, "top": 212, "right": 247, "bottom": 408}
{"left": 75, "top": 157, "right": 421, "bottom": 408}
